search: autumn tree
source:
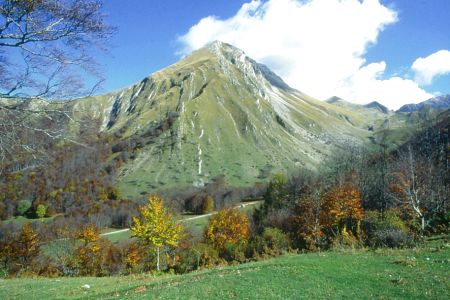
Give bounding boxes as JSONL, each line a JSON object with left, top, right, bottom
{"left": 131, "top": 195, "right": 183, "bottom": 272}
{"left": 205, "top": 208, "right": 250, "bottom": 252}
{"left": 75, "top": 224, "right": 102, "bottom": 275}
{"left": 125, "top": 242, "right": 142, "bottom": 274}
{"left": 0, "top": 231, "right": 14, "bottom": 273}
{"left": 320, "top": 183, "right": 364, "bottom": 239}
{"left": 13, "top": 223, "right": 40, "bottom": 272}
{"left": 292, "top": 189, "right": 324, "bottom": 250}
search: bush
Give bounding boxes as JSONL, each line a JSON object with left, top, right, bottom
{"left": 372, "top": 229, "right": 414, "bottom": 248}
{"left": 262, "top": 227, "right": 290, "bottom": 255}
{"left": 17, "top": 200, "right": 32, "bottom": 216}
{"left": 246, "top": 235, "right": 267, "bottom": 259}
{"left": 362, "top": 210, "right": 414, "bottom": 248}
{"left": 193, "top": 243, "right": 223, "bottom": 268}
{"left": 202, "top": 196, "right": 214, "bottom": 214}
{"left": 427, "top": 212, "right": 450, "bottom": 235}
{"left": 175, "top": 248, "right": 201, "bottom": 274}
{"left": 222, "top": 242, "right": 246, "bottom": 263}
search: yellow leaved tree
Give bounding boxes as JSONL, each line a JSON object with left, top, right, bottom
{"left": 131, "top": 195, "right": 183, "bottom": 271}
{"left": 205, "top": 208, "right": 250, "bottom": 252}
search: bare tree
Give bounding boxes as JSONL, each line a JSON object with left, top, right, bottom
{"left": 392, "top": 145, "right": 431, "bottom": 231}
{"left": 0, "top": 0, "right": 113, "bottom": 169}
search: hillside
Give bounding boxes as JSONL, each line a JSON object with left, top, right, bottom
{"left": 4, "top": 42, "right": 437, "bottom": 199}
{"left": 66, "top": 42, "right": 402, "bottom": 198}
{"left": 2, "top": 237, "right": 448, "bottom": 299}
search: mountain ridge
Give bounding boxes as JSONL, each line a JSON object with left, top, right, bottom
{"left": 397, "top": 94, "right": 450, "bottom": 113}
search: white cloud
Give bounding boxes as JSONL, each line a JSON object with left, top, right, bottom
{"left": 412, "top": 50, "right": 450, "bottom": 85}
{"left": 178, "top": 0, "right": 438, "bottom": 109}
{"left": 336, "top": 62, "right": 433, "bottom": 109}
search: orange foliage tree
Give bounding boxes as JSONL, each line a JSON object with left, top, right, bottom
{"left": 292, "top": 191, "right": 324, "bottom": 250}
{"left": 75, "top": 224, "right": 103, "bottom": 275}
{"left": 14, "top": 223, "right": 40, "bottom": 271}
{"left": 320, "top": 184, "right": 364, "bottom": 238}
{"left": 205, "top": 208, "right": 250, "bottom": 252}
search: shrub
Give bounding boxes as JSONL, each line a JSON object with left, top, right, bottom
{"left": 175, "top": 247, "right": 201, "bottom": 274}
{"left": 202, "top": 196, "right": 214, "bottom": 214}
{"left": 262, "top": 227, "right": 290, "bottom": 255}
{"left": 17, "top": 200, "right": 32, "bottom": 216}
{"left": 361, "top": 209, "right": 414, "bottom": 248}
{"left": 427, "top": 212, "right": 450, "bottom": 235}
{"left": 246, "top": 235, "right": 267, "bottom": 259}
{"left": 372, "top": 229, "right": 414, "bottom": 248}
{"left": 222, "top": 242, "right": 246, "bottom": 263}
{"left": 193, "top": 243, "right": 223, "bottom": 268}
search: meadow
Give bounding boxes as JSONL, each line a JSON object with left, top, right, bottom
{"left": 1, "top": 236, "right": 448, "bottom": 300}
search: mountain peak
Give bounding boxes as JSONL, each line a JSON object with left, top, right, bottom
{"left": 364, "top": 101, "right": 389, "bottom": 114}
{"left": 198, "top": 41, "right": 293, "bottom": 91}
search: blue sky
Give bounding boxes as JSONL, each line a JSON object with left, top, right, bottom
{"left": 98, "top": 0, "right": 450, "bottom": 109}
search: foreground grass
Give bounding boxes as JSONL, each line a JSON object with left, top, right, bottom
{"left": 1, "top": 237, "right": 449, "bottom": 299}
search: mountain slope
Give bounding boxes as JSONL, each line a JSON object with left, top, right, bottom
{"left": 10, "top": 41, "right": 432, "bottom": 199}
{"left": 70, "top": 41, "right": 383, "bottom": 198}
{"left": 397, "top": 94, "right": 450, "bottom": 113}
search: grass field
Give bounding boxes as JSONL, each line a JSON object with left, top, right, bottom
{"left": 2, "top": 236, "right": 448, "bottom": 299}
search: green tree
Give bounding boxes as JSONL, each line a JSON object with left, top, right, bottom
{"left": 17, "top": 199, "right": 31, "bottom": 216}
{"left": 131, "top": 195, "right": 183, "bottom": 271}
{"left": 36, "top": 204, "right": 46, "bottom": 219}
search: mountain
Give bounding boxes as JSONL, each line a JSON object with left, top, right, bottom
{"left": 8, "top": 41, "right": 427, "bottom": 199}
{"left": 397, "top": 94, "right": 450, "bottom": 113}
{"left": 68, "top": 41, "right": 386, "bottom": 198}
{"left": 363, "top": 101, "right": 389, "bottom": 114}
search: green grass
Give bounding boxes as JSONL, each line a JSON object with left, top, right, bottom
{"left": 1, "top": 237, "right": 449, "bottom": 299}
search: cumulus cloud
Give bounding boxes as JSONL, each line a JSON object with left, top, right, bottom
{"left": 336, "top": 62, "right": 433, "bottom": 109}
{"left": 412, "top": 50, "right": 450, "bottom": 85}
{"left": 178, "top": 0, "right": 438, "bottom": 109}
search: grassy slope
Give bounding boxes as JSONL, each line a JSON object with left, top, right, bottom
{"left": 2, "top": 237, "right": 449, "bottom": 299}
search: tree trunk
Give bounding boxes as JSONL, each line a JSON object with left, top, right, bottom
{"left": 421, "top": 216, "right": 425, "bottom": 231}
{"left": 156, "top": 247, "right": 160, "bottom": 272}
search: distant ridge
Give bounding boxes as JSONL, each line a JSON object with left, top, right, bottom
{"left": 364, "top": 101, "right": 389, "bottom": 114}
{"left": 397, "top": 94, "right": 450, "bottom": 113}
{"left": 326, "top": 96, "right": 345, "bottom": 104}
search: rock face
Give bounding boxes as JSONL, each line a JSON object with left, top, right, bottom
{"left": 63, "top": 42, "right": 389, "bottom": 197}
{"left": 397, "top": 95, "right": 450, "bottom": 113}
